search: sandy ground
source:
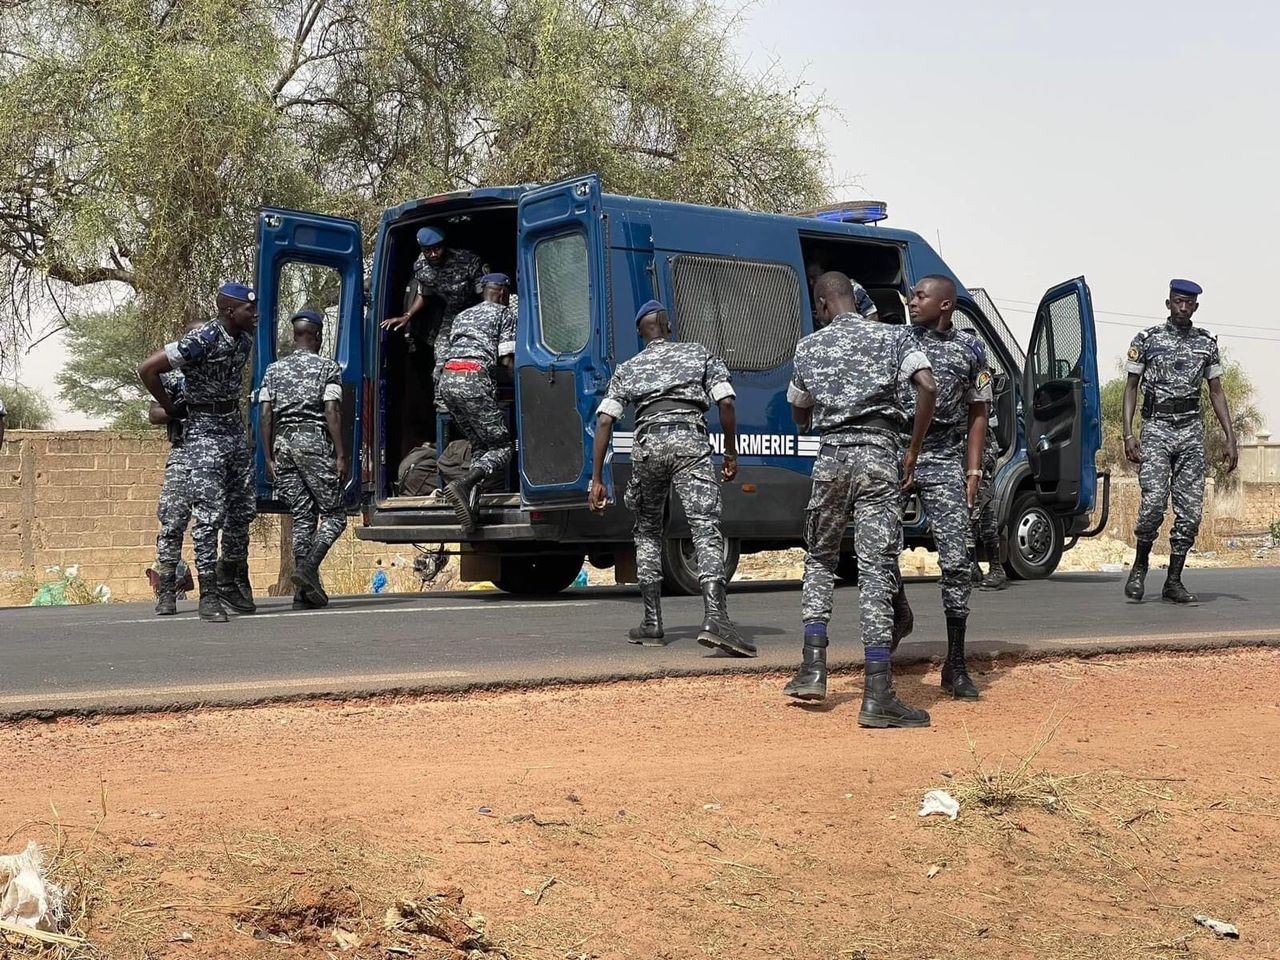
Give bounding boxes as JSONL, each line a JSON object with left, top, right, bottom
{"left": 2, "top": 649, "right": 1279, "bottom": 959}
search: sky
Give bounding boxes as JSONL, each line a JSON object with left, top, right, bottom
{"left": 15, "top": 0, "right": 1280, "bottom": 432}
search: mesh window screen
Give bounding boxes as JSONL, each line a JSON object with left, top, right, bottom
{"left": 951, "top": 308, "right": 1005, "bottom": 379}
{"left": 670, "top": 255, "right": 803, "bottom": 371}
{"left": 968, "top": 288, "right": 1027, "bottom": 371}
{"left": 535, "top": 233, "right": 591, "bottom": 354}
{"left": 1029, "top": 291, "right": 1085, "bottom": 387}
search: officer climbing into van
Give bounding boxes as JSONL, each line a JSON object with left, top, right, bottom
{"left": 258, "top": 310, "right": 349, "bottom": 609}
{"left": 969, "top": 408, "right": 1006, "bottom": 590}
{"left": 1122, "top": 279, "right": 1237, "bottom": 604}
{"left": 138, "top": 282, "right": 259, "bottom": 623}
{"left": 783, "top": 271, "right": 936, "bottom": 725}
{"left": 899, "top": 275, "right": 992, "bottom": 700}
{"left": 437, "top": 273, "right": 517, "bottom": 533}
{"left": 806, "top": 259, "right": 878, "bottom": 329}
{"left": 380, "top": 227, "right": 485, "bottom": 394}
{"left": 588, "top": 300, "right": 754, "bottom": 657}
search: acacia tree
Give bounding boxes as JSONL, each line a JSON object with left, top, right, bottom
{"left": 0, "top": 382, "right": 54, "bottom": 429}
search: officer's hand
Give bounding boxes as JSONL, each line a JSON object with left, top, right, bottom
{"left": 266, "top": 458, "right": 277, "bottom": 483}
{"left": 722, "top": 454, "right": 738, "bottom": 482}
{"left": 335, "top": 453, "right": 349, "bottom": 480}
{"left": 1124, "top": 435, "right": 1144, "bottom": 464}
{"left": 966, "top": 474, "right": 980, "bottom": 509}
{"left": 588, "top": 479, "right": 609, "bottom": 513}
{"left": 380, "top": 314, "right": 409, "bottom": 332}
{"left": 164, "top": 401, "right": 187, "bottom": 421}
{"left": 901, "top": 450, "right": 918, "bottom": 492}
{"left": 1225, "top": 438, "right": 1238, "bottom": 474}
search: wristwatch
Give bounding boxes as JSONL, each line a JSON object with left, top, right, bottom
{"left": 966, "top": 469, "right": 983, "bottom": 477}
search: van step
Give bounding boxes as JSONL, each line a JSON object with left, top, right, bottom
{"left": 381, "top": 493, "right": 522, "bottom": 510}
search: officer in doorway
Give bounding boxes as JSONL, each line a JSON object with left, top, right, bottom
{"left": 437, "top": 273, "right": 517, "bottom": 533}
{"left": 138, "top": 283, "right": 258, "bottom": 622}
{"left": 258, "top": 310, "right": 349, "bottom": 609}
{"left": 149, "top": 316, "right": 205, "bottom": 615}
{"left": 783, "top": 272, "right": 936, "bottom": 725}
{"left": 380, "top": 226, "right": 486, "bottom": 393}
{"left": 1122, "top": 279, "right": 1237, "bottom": 604}
{"left": 588, "top": 300, "right": 753, "bottom": 657}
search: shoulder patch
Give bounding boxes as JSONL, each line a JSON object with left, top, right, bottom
{"left": 198, "top": 324, "right": 220, "bottom": 345}
{"left": 975, "top": 369, "right": 992, "bottom": 391}
{"left": 1127, "top": 344, "right": 1141, "bottom": 362}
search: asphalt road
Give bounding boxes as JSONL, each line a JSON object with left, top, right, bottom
{"left": 1, "top": 568, "right": 1277, "bottom": 717}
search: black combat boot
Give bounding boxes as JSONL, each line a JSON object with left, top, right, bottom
{"left": 198, "top": 574, "right": 228, "bottom": 623}
{"left": 1162, "top": 553, "right": 1198, "bottom": 604}
{"left": 1124, "top": 539, "right": 1153, "bottom": 601}
{"left": 783, "top": 624, "right": 829, "bottom": 701}
{"left": 291, "top": 586, "right": 311, "bottom": 611}
{"left": 857, "top": 655, "right": 930, "bottom": 728}
{"left": 627, "top": 582, "right": 665, "bottom": 645}
{"left": 155, "top": 572, "right": 177, "bottom": 616}
{"left": 217, "top": 559, "right": 256, "bottom": 614}
{"left": 696, "top": 580, "right": 756, "bottom": 657}
{"left": 289, "top": 552, "right": 328, "bottom": 608}
{"left": 940, "top": 616, "right": 979, "bottom": 700}
{"left": 890, "top": 582, "right": 914, "bottom": 653}
{"left": 443, "top": 466, "right": 486, "bottom": 534}
{"left": 969, "top": 547, "right": 983, "bottom": 585}
{"left": 980, "top": 538, "right": 1007, "bottom": 591}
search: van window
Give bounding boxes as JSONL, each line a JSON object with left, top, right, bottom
{"left": 1032, "top": 291, "right": 1085, "bottom": 386}
{"left": 670, "top": 254, "right": 803, "bottom": 371}
{"left": 534, "top": 233, "right": 591, "bottom": 354}
{"left": 952, "top": 307, "right": 1006, "bottom": 379}
{"left": 276, "top": 261, "right": 341, "bottom": 358}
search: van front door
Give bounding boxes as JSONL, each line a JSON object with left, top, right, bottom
{"left": 514, "top": 175, "right": 612, "bottom": 508}
{"left": 1022, "top": 277, "right": 1102, "bottom": 513}
{"left": 252, "top": 208, "right": 366, "bottom": 512}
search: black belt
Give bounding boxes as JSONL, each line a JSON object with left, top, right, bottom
{"left": 636, "top": 398, "right": 704, "bottom": 420}
{"left": 827, "top": 413, "right": 907, "bottom": 436}
{"left": 636, "top": 421, "right": 706, "bottom": 438}
{"left": 1143, "top": 394, "right": 1199, "bottom": 417}
{"left": 278, "top": 421, "right": 327, "bottom": 433}
{"left": 187, "top": 401, "right": 239, "bottom": 415}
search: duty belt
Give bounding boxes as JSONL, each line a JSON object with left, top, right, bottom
{"left": 443, "top": 359, "right": 485, "bottom": 374}
{"left": 187, "top": 400, "right": 239, "bottom": 415}
{"left": 636, "top": 398, "right": 704, "bottom": 420}
{"left": 828, "top": 413, "right": 907, "bottom": 436}
{"left": 278, "top": 421, "right": 327, "bottom": 434}
{"left": 1142, "top": 394, "right": 1200, "bottom": 418}
{"left": 635, "top": 420, "right": 706, "bottom": 438}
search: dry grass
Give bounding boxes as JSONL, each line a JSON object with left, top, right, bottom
{"left": 951, "top": 708, "right": 1085, "bottom": 816}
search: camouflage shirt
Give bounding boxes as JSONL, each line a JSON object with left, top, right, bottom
{"left": 443, "top": 301, "right": 516, "bottom": 371}
{"left": 160, "top": 370, "right": 186, "bottom": 406}
{"left": 413, "top": 248, "right": 485, "bottom": 318}
{"left": 789, "top": 312, "right": 931, "bottom": 448}
{"left": 598, "top": 339, "right": 735, "bottom": 427}
{"left": 164, "top": 319, "right": 251, "bottom": 406}
{"left": 899, "top": 325, "right": 993, "bottom": 453}
{"left": 1126, "top": 322, "right": 1223, "bottom": 402}
{"left": 258, "top": 350, "right": 343, "bottom": 427}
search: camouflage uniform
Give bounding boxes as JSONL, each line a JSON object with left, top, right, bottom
{"left": 154, "top": 370, "right": 193, "bottom": 574}
{"left": 259, "top": 350, "right": 347, "bottom": 564}
{"left": 899, "top": 326, "right": 993, "bottom": 620}
{"left": 409, "top": 248, "right": 485, "bottom": 385}
{"left": 598, "top": 339, "right": 735, "bottom": 587}
{"left": 164, "top": 320, "right": 255, "bottom": 579}
{"left": 1126, "top": 322, "right": 1221, "bottom": 552}
{"left": 969, "top": 418, "right": 1001, "bottom": 550}
{"left": 437, "top": 300, "right": 516, "bottom": 480}
{"left": 790, "top": 312, "right": 931, "bottom": 648}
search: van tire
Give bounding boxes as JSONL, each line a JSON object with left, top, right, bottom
{"left": 1004, "top": 492, "right": 1064, "bottom": 580}
{"left": 661, "top": 538, "right": 741, "bottom": 596}
{"left": 835, "top": 552, "right": 859, "bottom": 584}
{"left": 494, "top": 553, "right": 584, "bottom": 595}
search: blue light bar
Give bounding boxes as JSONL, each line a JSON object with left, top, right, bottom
{"left": 810, "top": 200, "right": 888, "bottom": 224}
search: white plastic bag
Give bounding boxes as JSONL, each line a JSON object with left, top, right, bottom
{"left": 0, "top": 842, "right": 65, "bottom": 932}
{"left": 918, "top": 789, "right": 960, "bottom": 821}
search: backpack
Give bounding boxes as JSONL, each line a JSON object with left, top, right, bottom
{"left": 397, "top": 444, "right": 440, "bottom": 496}
{"left": 437, "top": 439, "right": 473, "bottom": 486}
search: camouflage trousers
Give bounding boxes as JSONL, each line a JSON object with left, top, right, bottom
{"left": 625, "top": 422, "right": 723, "bottom": 587}
{"left": 969, "top": 448, "right": 999, "bottom": 549}
{"left": 1135, "top": 417, "right": 1206, "bottom": 554}
{"left": 800, "top": 441, "right": 901, "bottom": 649}
{"left": 431, "top": 318, "right": 455, "bottom": 387}
{"left": 155, "top": 443, "right": 193, "bottom": 574}
{"left": 186, "top": 415, "right": 255, "bottom": 578}
{"left": 437, "top": 370, "right": 512, "bottom": 480}
{"left": 911, "top": 449, "right": 972, "bottom": 619}
{"left": 275, "top": 425, "right": 347, "bottom": 561}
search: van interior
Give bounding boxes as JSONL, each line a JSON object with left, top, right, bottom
{"left": 797, "top": 234, "right": 910, "bottom": 324}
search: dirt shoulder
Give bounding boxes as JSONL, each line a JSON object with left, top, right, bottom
{"left": 3, "top": 649, "right": 1278, "bottom": 959}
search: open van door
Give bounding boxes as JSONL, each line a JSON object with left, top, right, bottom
{"left": 514, "top": 175, "right": 613, "bottom": 508}
{"left": 1023, "top": 277, "right": 1102, "bottom": 513}
{"left": 252, "top": 208, "right": 366, "bottom": 512}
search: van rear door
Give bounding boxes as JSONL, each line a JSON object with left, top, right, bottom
{"left": 514, "top": 175, "right": 612, "bottom": 508}
{"left": 1022, "top": 277, "right": 1102, "bottom": 513}
{"left": 252, "top": 208, "right": 366, "bottom": 512}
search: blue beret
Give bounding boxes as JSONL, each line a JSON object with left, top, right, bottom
{"left": 479, "top": 272, "right": 510, "bottom": 287}
{"left": 1170, "top": 278, "right": 1202, "bottom": 297}
{"left": 416, "top": 226, "right": 445, "bottom": 247}
{"left": 290, "top": 309, "right": 324, "bottom": 327}
{"left": 218, "top": 282, "right": 256, "bottom": 303}
{"left": 635, "top": 299, "right": 666, "bottom": 326}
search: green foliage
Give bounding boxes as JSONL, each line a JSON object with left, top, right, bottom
{"left": 1099, "top": 351, "right": 1263, "bottom": 484}
{"left": 55, "top": 303, "right": 165, "bottom": 429}
{"left": 0, "top": 382, "right": 55, "bottom": 429}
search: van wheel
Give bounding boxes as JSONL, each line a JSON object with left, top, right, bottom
{"left": 661, "top": 538, "right": 741, "bottom": 596}
{"left": 1004, "top": 493, "right": 1064, "bottom": 580}
{"left": 836, "top": 552, "right": 859, "bottom": 584}
{"left": 495, "top": 554, "right": 584, "bottom": 595}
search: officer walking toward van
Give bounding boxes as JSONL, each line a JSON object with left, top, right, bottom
{"left": 138, "top": 283, "right": 259, "bottom": 623}
{"left": 783, "top": 272, "right": 936, "bottom": 725}
{"left": 380, "top": 227, "right": 486, "bottom": 392}
{"left": 258, "top": 310, "right": 349, "bottom": 609}
{"left": 437, "top": 273, "right": 517, "bottom": 533}
{"left": 588, "top": 300, "right": 754, "bottom": 657}
{"left": 1122, "top": 279, "right": 1237, "bottom": 604}
{"left": 898, "top": 275, "right": 992, "bottom": 700}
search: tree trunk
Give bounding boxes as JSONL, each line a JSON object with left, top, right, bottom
{"left": 271, "top": 515, "right": 295, "bottom": 597}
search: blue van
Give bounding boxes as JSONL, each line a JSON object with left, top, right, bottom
{"left": 252, "top": 174, "right": 1107, "bottom": 595}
